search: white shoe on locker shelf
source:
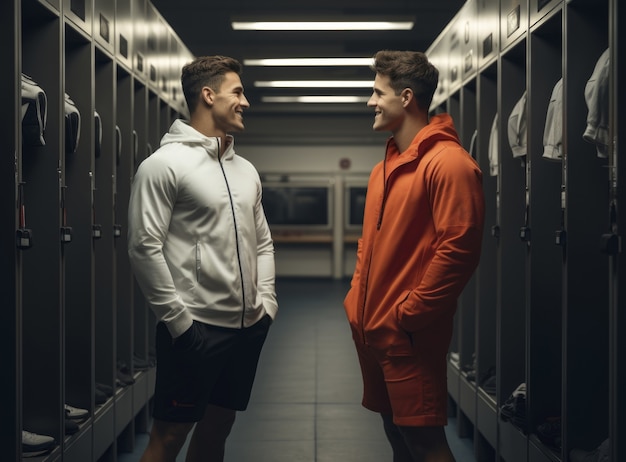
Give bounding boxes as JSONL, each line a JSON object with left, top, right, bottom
{"left": 64, "top": 403, "right": 89, "bottom": 420}
{"left": 22, "top": 430, "right": 55, "bottom": 457}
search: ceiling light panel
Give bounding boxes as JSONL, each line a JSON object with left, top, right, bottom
{"left": 244, "top": 58, "right": 374, "bottom": 66}
{"left": 262, "top": 96, "right": 370, "bottom": 104}
{"left": 232, "top": 21, "right": 414, "bottom": 31}
{"left": 254, "top": 80, "right": 373, "bottom": 88}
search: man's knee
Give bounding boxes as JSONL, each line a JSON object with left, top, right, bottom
{"left": 195, "top": 405, "right": 237, "bottom": 440}
{"left": 399, "top": 425, "right": 446, "bottom": 442}
{"left": 382, "top": 414, "right": 402, "bottom": 439}
{"left": 398, "top": 425, "right": 452, "bottom": 456}
{"left": 150, "top": 419, "right": 194, "bottom": 452}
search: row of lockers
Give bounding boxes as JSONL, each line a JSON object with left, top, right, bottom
{"left": 427, "top": 0, "right": 567, "bottom": 108}
{"left": 422, "top": 0, "right": 625, "bottom": 461}
{"left": 2, "top": 0, "right": 193, "bottom": 461}
{"left": 27, "top": 0, "right": 193, "bottom": 113}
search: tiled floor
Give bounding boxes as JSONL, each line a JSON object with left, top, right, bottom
{"left": 119, "top": 278, "right": 476, "bottom": 462}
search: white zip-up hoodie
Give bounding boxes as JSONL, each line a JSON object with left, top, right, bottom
{"left": 128, "top": 119, "right": 277, "bottom": 338}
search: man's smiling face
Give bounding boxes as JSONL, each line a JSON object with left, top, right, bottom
{"left": 211, "top": 71, "right": 250, "bottom": 133}
{"left": 367, "top": 73, "right": 405, "bottom": 133}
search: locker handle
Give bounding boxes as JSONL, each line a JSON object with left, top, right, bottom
{"left": 60, "top": 226, "right": 73, "bottom": 243}
{"left": 601, "top": 233, "right": 621, "bottom": 255}
{"left": 16, "top": 228, "right": 33, "bottom": 249}
{"left": 92, "top": 224, "right": 103, "bottom": 239}
{"left": 519, "top": 226, "right": 531, "bottom": 242}
{"left": 555, "top": 229, "right": 566, "bottom": 247}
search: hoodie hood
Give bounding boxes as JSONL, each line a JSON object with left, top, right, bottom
{"left": 388, "top": 113, "right": 462, "bottom": 161}
{"left": 160, "top": 119, "right": 235, "bottom": 160}
{"left": 382, "top": 113, "right": 462, "bottom": 192}
{"left": 416, "top": 113, "right": 462, "bottom": 155}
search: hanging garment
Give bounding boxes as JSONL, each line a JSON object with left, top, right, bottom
{"left": 507, "top": 91, "right": 527, "bottom": 159}
{"left": 21, "top": 73, "right": 48, "bottom": 146}
{"left": 468, "top": 128, "right": 478, "bottom": 160}
{"left": 94, "top": 110, "right": 102, "bottom": 157}
{"left": 488, "top": 113, "right": 498, "bottom": 176}
{"left": 65, "top": 93, "right": 81, "bottom": 154}
{"left": 583, "top": 48, "right": 610, "bottom": 158}
{"left": 115, "top": 125, "right": 122, "bottom": 165}
{"left": 543, "top": 78, "right": 563, "bottom": 160}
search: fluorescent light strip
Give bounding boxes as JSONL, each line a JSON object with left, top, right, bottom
{"left": 244, "top": 57, "right": 374, "bottom": 66}
{"left": 232, "top": 21, "right": 414, "bottom": 31}
{"left": 255, "top": 80, "right": 373, "bottom": 88}
{"left": 262, "top": 96, "right": 370, "bottom": 104}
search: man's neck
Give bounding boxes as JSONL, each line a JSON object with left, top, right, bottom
{"left": 189, "top": 114, "right": 227, "bottom": 152}
{"left": 393, "top": 116, "right": 429, "bottom": 153}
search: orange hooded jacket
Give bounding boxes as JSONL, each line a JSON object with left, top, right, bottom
{"left": 344, "top": 113, "right": 485, "bottom": 351}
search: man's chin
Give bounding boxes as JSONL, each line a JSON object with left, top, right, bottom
{"left": 372, "top": 115, "right": 386, "bottom": 131}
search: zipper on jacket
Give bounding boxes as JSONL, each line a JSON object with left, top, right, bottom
{"left": 377, "top": 181, "right": 390, "bottom": 230}
{"left": 377, "top": 138, "right": 393, "bottom": 230}
{"left": 195, "top": 241, "right": 201, "bottom": 282}
{"left": 217, "top": 137, "right": 247, "bottom": 328}
{"left": 362, "top": 141, "right": 393, "bottom": 343}
{"left": 360, "top": 248, "right": 375, "bottom": 345}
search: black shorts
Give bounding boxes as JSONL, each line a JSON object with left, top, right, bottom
{"left": 152, "top": 315, "right": 271, "bottom": 422}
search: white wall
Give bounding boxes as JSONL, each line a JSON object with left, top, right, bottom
{"left": 240, "top": 144, "right": 382, "bottom": 175}
{"left": 240, "top": 144, "right": 382, "bottom": 278}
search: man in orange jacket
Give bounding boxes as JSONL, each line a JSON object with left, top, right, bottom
{"left": 344, "top": 50, "right": 485, "bottom": 461}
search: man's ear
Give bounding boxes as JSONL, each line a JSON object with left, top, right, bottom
{"left": 401, "top": 88, "right": 413, "bottom": 107}
{"left": 201, "top": 86, "right": 214, "bottom": 107}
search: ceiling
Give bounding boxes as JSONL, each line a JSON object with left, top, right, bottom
{"left": 149, "top": 0, "right": 466, "bottom": 144}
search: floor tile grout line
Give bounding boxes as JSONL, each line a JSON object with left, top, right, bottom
{"left": 314, "top": 314, "right": 319, "bottom": 462}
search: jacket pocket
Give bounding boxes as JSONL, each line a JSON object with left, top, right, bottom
{"left": 365, "top": 291, "right": 414, "bottom": 356}
{"left": 385, "top": 329, "right": 414, "bottom": 357}
{"left": 173, "top": 321, "right": 199, "bottom": 353}
{"left": 385, "top": 305, "right": 414, "bottom": 357}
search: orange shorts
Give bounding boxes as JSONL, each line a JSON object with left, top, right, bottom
{"left": 353, "top": 330, "right": 450, "bottom": 427}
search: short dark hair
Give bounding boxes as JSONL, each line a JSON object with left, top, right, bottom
{"left": 371, "top": 50, "right": 439, "bottom": 111}
{"left": 181, "top": 55, "right": 243, "bottom": 113}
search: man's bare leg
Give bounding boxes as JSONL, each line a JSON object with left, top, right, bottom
{"left": 382, "top": 414, "right": 414, "bottom": 462}
{"left": 139, "top": 419, "right": 194, "bottom": 462}
{"left": 185, "top": 404, "right": 237, "bottom": 462}
{"left": 398, "top": 424, "right": 456, "bottom": 462}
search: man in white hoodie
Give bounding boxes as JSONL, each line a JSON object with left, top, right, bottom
{"left": 128, "top": 55, "right": 277, "bottom": 462}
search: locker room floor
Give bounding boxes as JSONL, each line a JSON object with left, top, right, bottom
{"left": 118, "top": 278, "right": 476, "bottom": 462}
